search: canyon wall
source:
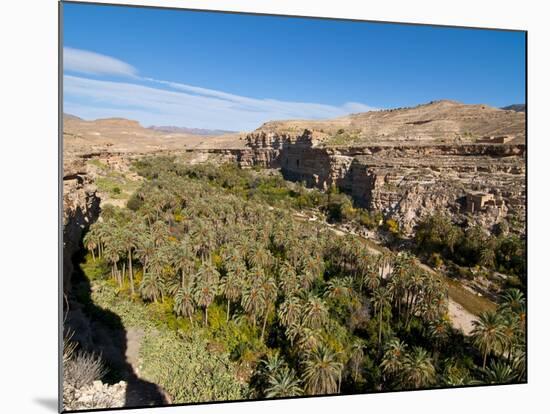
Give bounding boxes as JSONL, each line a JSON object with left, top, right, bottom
{"left": 63, "top": 158, "right": 101, "bottom": 294}
{"left": 199, "top": 130, "right": 526, "bottom": 234}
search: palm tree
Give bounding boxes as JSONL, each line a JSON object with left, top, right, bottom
{"left": 381, "top": 338, "right": 407, "bottom": 380}
{"left": 480, "top": 360, "right": 515, "bottom": 384}
{"left": 172, "top": 240, "right": 193, "bottom": 288}
{"left": 278, "top": 295, "right": 302, "bottom": 328}
{"left": 150, "top": 220, "right": 169, "bottom": 247}
{"left": 428, "top": 319, "right": 450, "bottom": 363}
{"left": 250, "top": 246, "right": 273, "bottom": 272}
{"left": 140, "top": 271, "right": 163, "bottom": 303}
{"left": 241, "top": 278, "right": 264, "bottom": 329}
{"left": 500, "top": 312, "right": 520, "bottom": 362}
{"left": 402, "top": 346, "right": 436, "bottom": 389}
{"left": 511, "top": 342, "right": 526, "bottom": 381}
{"left": 479, "top": 245, "right": 496, "bottom": 268}
{"left": 120, "top": 225, "right": 139, "bottom": 295}
{"left": 135, "top": 233, "right": 154, "bottom": 275}
{"left": 259, "top": 273, "right": 278, "bottom": 341}
{"left": 194, "top": 261, "right": 220, "bottom": 326}
{"left": 499, "top": 288, "right": 526, "bottom": 315}
{"left": 302, "top": 294, "right": 329, "bottom": 330}
{"left": 372, "top": 286, "right": 392, "bottom": 345}
{"left": 104, "top": 243, "right": 121, "bottom": 286}
{"left": 324, "top": 277, "right": 354, "bottom": 301}
{"left": 146, "top": 247, "right": 169, "bottom": 302}
{"left": 471, "top": 311, "right": 506, "bottom": 369}
{"left": 265, "top": 366, "right": 303, "bottom": 398}
{"left": 220, "top": 267, "right": 243, "bottom": 322}
{"left": 362, "top": 267, "right": 381, "bottom": 293}
{"left": 262, "top": 351, "right": 285, "bottom": 374}
{"left": 303, "top": 344, "right": 343, "bottom": 395}
{"left": 278, "top": 261, "right": 300, "bottom": 297}
{"left": 174, "top": 284, "right": 195, "bottom": 325}
{"left": 349, "top": 338, "right": 365, "bottom": 382}
{"left": 83, "top": 230, "right": 99, "bottom": 261}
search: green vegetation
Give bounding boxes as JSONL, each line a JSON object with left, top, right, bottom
{"left": 91, "top": 163, "right": 141, "bottom": 200}
{"left": 415, "top": 214, "right": 526, "bottom": 287}
{"left": 78, "top": 158, "right": 526, "bottom": 404}
{"left": 140, "top": 330, "right": 247, "bottom": 403}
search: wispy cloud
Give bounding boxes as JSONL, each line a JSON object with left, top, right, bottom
{"left": 63, "top": 48, "right": 376, "bottom": 130}
{"left": 64, "top": 47, "right": 138, "bottom": 77}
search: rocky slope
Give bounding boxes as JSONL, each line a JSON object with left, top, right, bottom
{"left": 222, "top": 101, "right": 526, "bottom": 233}
{"left": 254, "top": 100, "right": 525, "bottom": 146}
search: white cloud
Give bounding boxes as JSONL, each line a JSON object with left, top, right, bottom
{"left": 64, "top": 47, "right": 138, "bottom": 77}
{"left": 65, "top": 75, "right": 377, "bottom": 130}
{"left": 63, "top": 48, "right": 377, "bottom": 130}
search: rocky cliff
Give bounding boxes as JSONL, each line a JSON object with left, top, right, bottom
{"left": 63, "top": 158, "right": 100, "bottom": 294}
{"left": 209, "top": 127, "right": 525, "bottom": 234}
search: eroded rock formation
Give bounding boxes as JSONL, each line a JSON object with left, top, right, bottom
{"left": 212, "top": 128, "right": 525, "bottom": 234}
{"left": 63, "top": 158, "right": 100, "bottom": 294}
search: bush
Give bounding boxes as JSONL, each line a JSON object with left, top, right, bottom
{"left": 64, "top": 350, "right": 107, "bottom": 389}
{"left": 384, "top": 218, "right": 400, "bottom": 235}
{"left": 140, "top": 330, "right": 247, "bottom": 403}
{"left": 80, "top": 256, "right": 109, "bottom": 281}
{"left": 359, "top": 211, "right": 376, "bottom": 229}
{"left": 428, "top": 252, "right": 444, "bottom": 269}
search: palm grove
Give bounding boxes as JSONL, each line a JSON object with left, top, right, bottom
{"left": 78, "top": 157, "right": 526, "bottom": 403}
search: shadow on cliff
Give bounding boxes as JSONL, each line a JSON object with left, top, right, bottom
{"left": 65, "top": 248, "right": 168, "bottom": 410}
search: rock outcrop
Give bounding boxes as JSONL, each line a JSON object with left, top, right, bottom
{"left": 207, "top": 128, "right": 525, "bottom": 234}
{"left": 63, "top": 380, "right": 127, "bottom": 411}
{"left": 63, "top": 158, "right": 100, "bottom": 294}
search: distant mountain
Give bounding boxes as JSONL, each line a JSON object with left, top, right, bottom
{"left": 63, "top": 113, "right": 83, "bottom": 121}
{"left": 501, "top": 104, "right": 526, "bottom": 113}
{"left": 148, "top": 125, "right": 237, "bottom": 136}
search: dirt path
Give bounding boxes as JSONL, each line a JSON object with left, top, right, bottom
{"left": 123, "top": 327, "right": 172, "bottom": 406}
{"left": 125, "top": 327, "right": 145, "bottom": 375}
{"left": 448, "top": 300, "right": 476, "bottom": 335}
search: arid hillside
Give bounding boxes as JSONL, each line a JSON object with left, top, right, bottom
{"left": 255, "top": 100, "right": 525, "bottom": 146}
{"left": 62, "top": 114, "right": 247, "bottom": 161}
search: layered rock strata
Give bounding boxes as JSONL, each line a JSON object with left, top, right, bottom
{"left": 198, "top": 130, "right": 525, "bottom": 234}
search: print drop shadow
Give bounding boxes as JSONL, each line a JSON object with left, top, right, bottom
{"left": 65, "top": 248, "right": 168, "bottom": 410}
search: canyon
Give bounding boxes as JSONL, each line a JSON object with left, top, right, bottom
{"left": 63, "top": 99, "right": 526, "bottom": 292}
{"left": 180, "top": 100, "right": 526, "bottom": 234}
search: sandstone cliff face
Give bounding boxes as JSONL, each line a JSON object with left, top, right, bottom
{"left": 218, "top": 130, "right": 526, "bottom": 234}
{"left": 63, "top": 158, "right": 100, "bottom": 294}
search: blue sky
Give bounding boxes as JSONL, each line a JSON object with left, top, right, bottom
{"left": 62, "top": 2, "right": 526, "bottom": 131}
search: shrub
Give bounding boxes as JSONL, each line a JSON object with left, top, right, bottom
{"left": 359, "top": 211, "right": 376, "bottom": 229}
{"left": 428, "top": 252, "right": 444, "bottom": 269}
{"left": 64, "top": 350, "right": 107, "bottom": 389}
{"left": 80, "top": 256, "right": 109, "bottom": 281}
{"left": 127, "top": 193, "right": 144, "bottom": 211}
{"left": 384, "top": 218, "right": 400, "bottom": 235}
{"left": 140, "top": 330, "right": 247, "bottom": 403}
